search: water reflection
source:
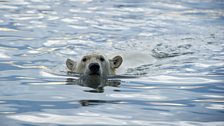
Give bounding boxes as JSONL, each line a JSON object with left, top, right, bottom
{"left": 79, "top": 100, "right": 120, "bottom": 106}
{"left": 1, "top": 100, "right": 80, "bottom": 114}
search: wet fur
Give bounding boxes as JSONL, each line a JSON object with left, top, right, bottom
{"left": 66, "top": 54, "right": 123, "bottom": 87}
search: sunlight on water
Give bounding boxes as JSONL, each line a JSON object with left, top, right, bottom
{"left": 8, "top": 113, "right": 128, "bottom": 125}
{"left": 0, "top": 0, "right": 224, "bottom": 125}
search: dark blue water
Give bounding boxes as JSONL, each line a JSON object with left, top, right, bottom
{"left": 0, "top": 0, "right": 224, "bottom": 125}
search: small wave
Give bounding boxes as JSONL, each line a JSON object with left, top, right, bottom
{"left": 152, "top": 43, "right": 194, "bottom": 58}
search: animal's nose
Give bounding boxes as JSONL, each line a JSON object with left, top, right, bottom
{"left": 89, "top": 63, "right": 100, "bottom": 72}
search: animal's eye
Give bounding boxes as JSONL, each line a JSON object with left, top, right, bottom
{"left": 82, "top": 57, "right": 87, "bottom": 62}
{"left": 100, "top": 57, "right": 105, "bottom": 62}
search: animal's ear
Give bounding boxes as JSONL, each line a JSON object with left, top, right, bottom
{"left": 66, "top": 58, "right": 76, "bottom": 71}
{"left": 110, "top": 56, "right": 123, "bottom": 68}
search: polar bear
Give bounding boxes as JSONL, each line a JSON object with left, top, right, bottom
{"left": 66, "top": 54, "right": 123, "bottom": 87}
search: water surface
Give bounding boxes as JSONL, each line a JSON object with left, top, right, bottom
{"left": 0, "top": 0, "right": 224, "bottom": 125}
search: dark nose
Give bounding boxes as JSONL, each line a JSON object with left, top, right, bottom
{"left": 89, "top": 63, "right": 100, "bottom": 72}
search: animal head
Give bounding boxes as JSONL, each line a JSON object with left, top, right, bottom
{"left": 66, "top": 54, "right": 123, "bottom": 76}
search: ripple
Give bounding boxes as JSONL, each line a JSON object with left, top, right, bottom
{"left": 150, "top": 102, "right": 186, "bottom": 107}
{"left": 0, "top": 51, "right": 10, "bottom": 59}
{"left": 27, "top": 5, "right": 51, "bottom": 10}
{"left": 152, "top": 43, "right": 193, "bottom": 58}
{"left": 0, "top": 27, "right": 17, "bottom": 31}
{"left": 131, "top": 75, "right": 221, "bottom": 84}
{"left": 109, "top": 93, "right": 167, "bottom": 100}
{"left": 8, "top": 112, "right": 224, "bottom": 125}
{"left": 206, "top": 104, "right": 224, "bottom": 110}
{"left": 0, "top": 5, "right": 19, "bottom": 9}
{"left": 4, "top": 13, "right": 45, "bottom": 20}
{"left": 8, "top": 113, "right": 127, "bottom": 125}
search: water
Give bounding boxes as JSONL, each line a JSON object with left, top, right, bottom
{"left": 0, "top": 0, "right": 224, "bottom": 125}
